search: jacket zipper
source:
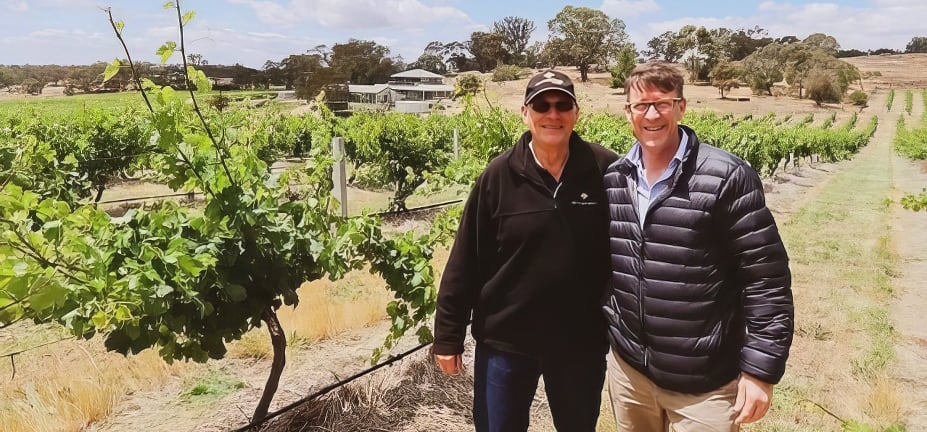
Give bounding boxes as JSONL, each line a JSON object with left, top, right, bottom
{"left": 629, "top": 171, "right": 650, "bottom": 368}
{"left": 639, "top": 239, "right": 649, "bottom": 368}
{"left": 552, "top": 182, "right": 563, "bottom": 208}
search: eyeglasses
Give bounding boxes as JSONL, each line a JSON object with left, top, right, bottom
{"left": 625, "top": 98, "right": 682, "bottom": 115}
{"left": 528, "top": 99, "right": 575, "bottom": 113}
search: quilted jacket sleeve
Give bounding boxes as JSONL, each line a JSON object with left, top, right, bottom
{"left": 721, "top": 162, "right": 794, "bottom": 384}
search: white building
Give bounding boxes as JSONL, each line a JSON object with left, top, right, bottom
{"left": 348, "top": 69, "right": 454, "bottom": 113}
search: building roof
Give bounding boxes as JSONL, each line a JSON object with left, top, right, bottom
{"left": 391, "top": 69, "right": 445, "bottom": 79}
{"left": 388, "top": 83, "right": 454, "bottom": 92}
{"left": 348, "top": 84, "right": 389, "bottom": 94}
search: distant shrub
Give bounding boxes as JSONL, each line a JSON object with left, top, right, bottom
{"left": 208, "top": 94, "right": 230, "bottom": 111}
{"left": 454, "top": 74, "right": 482, "bottom": 99}
{"left": 491, "top": 65, "right": 528, "bottom": 82}
{"left": 807, "top": 73, "right": 841, "bottom": 106}
{"left": 848, "top": 90, "right": 869, "bottom": 106}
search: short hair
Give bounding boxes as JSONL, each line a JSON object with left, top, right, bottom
{"left": 625, "top": 61, "right": 685, "bottom": 100}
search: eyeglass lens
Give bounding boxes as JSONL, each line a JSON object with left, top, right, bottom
{"left": 629, "top": 99, "right": 678, "bottom": 114}
{"left": 530, "top": 100, "right": 575, "bottom": 113}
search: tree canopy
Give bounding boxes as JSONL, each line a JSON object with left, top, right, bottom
{"left": 546, "top": 6, "right": 630, "bottom": 81}
{"left": 493, "top": 16, "right": 536, "bottom": 66}
{"left": 906, "top": 36, "right": 927, "bottom": 53}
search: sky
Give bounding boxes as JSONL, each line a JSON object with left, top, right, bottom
{"left": 1, "top": 0, "right": 925, "bottom": 69}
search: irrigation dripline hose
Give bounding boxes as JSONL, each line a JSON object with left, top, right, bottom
{"left": 228, "top": 340, "right": 433, "bottom": 432}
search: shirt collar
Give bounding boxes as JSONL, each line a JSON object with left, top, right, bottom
{"left": 627, "top": 127, "right": 689, "bottom": 169}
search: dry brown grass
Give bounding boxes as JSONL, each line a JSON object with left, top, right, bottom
{"left": 229, "top": 269, "right": 394, "bottom": 359}
{"left": 0, "top": 339, "right": 181, "bottom": 432}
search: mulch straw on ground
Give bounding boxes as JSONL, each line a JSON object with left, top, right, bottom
{"left": 261, "top": 351, "right": 475, "bottom": 432}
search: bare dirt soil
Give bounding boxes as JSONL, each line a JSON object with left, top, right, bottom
{"left": 6, "top": 55, "right": 927, "bottom": 432}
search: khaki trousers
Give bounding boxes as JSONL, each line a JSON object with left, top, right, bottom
{"left": 606, "top": 350, "right": 740, "bottom": 432}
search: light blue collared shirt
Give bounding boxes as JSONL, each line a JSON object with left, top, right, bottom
{"left": 626, "top": 129, "right": 689, "bottom": 228}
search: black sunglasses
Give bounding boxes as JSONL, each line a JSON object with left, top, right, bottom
{"left": 528, "top": 99, "right": 575, "bottom": 113}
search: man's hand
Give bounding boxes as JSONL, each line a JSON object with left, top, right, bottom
{"left": 733, "top": 373, "right": 774, "bottom": 424}
{"left": 435, "top": 354, "right": 463, "bottom": 375}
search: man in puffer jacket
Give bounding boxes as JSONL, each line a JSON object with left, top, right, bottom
{"left": 602, "top": 61, "right": 793, "bottom": 431}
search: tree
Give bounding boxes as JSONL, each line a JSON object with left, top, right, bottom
{"left": 492, "top": 16, "right": 536, "bottom": 66}
{"left": 729, "top": 26, "right": 773, "bottom": 60}
{"left": 411, "top": 53, "right": 447, "bottom": 74}
{"left": 742, "top": 43, "right": 785, "bottom": 95}
{"left": 610, "top": 45, "right": 637, "bottom": 89}
{"left": 870, "top": 48, "right": 900, "bottom": 55}
{"left": 329, "top": 39, "right": 398, "bottom": 85}
{"left": 837, "top": 49, "right": 867, "bottom": 58}
{"left": 781, "top": 43, "right": 819, "bottom": 98}
{"left": 468, "top": 31, "right": 508, "bottom": 72}
{"left": 806, "top": 70, "right": 841, "bottom": 106}
{"left": 710, "top": 61, "right": 743, "bottom": 98}
{"left": 262, "top": 60, "right": 287, "bottom": 86}
{"left": 643, "top": 31, "right": 684, "bottom": 62}
{"left": 186, "top": 53, "right": 208, "bottom": 66}
{"left": 423, "top": 40, "right": 471, "bottom": 71}
{"left": 65, "top": 63, "right": 106, "bottom": 94}
{"left": 285, "top": 53, "right": 330, "bottom": 98}
{"left": 0, "top": 67, "right": 16, "bottom": 89}
{"left": 676, "top": 26, "right": 733, "bottom": 81}
{"left": 802, "top": 33, "right": 840, "bottom": 55}
{"left": 20, "top": 77, "right": 44, "bottom": 95}
{"left": 547, "top": 6, "right": 630, "bottom": 82}
{"left": 906, "top": 36, "right": 927, "bottom": 53}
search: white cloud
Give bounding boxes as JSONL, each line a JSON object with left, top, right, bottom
{"left": 600, "top": 0, "right": 660, "bottom": 18}
{"left": 2, "top": 1, "right": 27, "bottom": 12}
{"left": 636, "top": 1, "right": 927, "bottom": 53}
{"left": 230, "top": 0, "right": 470, "bottom": 30}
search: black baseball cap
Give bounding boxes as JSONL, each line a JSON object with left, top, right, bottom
{"left": 524, "top": 69, "right": 576, "bottom": 105}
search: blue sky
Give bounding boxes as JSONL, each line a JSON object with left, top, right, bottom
{"left": 1, "top": 0, "right": 923, "bottom": 69}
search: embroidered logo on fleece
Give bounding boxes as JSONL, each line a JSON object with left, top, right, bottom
{"left": 572, "top": 192, "right": 598, "bottom": 206}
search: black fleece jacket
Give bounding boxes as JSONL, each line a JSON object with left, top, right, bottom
{"left": 433, "top": 131, "right": 618, "bottom": 357}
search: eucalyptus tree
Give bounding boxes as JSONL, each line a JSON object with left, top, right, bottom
{"left": 742, "top": 43, "right": 785, "bottom": 95}
{"left": 906, "top": 36, "right": 927, "bottom": 53}
{"left": 493, "top": 16, "right": 536, "bottom": 66}
{"left": 546, "top": 6, "right": 630, "bottom": 81}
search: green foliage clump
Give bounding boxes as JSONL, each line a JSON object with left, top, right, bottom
{"left": 610, "top": 45, "right": 637, "bottom": 89}
{"left": 848, "top": 90, "right": 868, "bottom": 106}
{"left": 208, "top": 93, "right": 230, "bottom": 111}
{"left": 807, "top": 72, "right": 842, "bottom": 106}
{"left": 337, "top": 112, "right": 453, "bottom": 211}
{"left": 894, "top": 117, "right": 927, "bottom": 160}
{"left": 453, "top": 74, "right": 482, "bottom": 99}
{"left": 491, "top": 65, "right": 528, "bottom": 82}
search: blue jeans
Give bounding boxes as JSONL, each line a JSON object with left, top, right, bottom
{"left": 473, "top": 344, "right": 606, "bottom": 432}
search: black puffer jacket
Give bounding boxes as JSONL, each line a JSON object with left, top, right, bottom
{"left": 602, "top": 125, "right": 793, "bottom": 394}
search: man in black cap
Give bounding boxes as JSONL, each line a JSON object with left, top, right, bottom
{"left": 433, "top": 69, "right": 618, "bottom": 431}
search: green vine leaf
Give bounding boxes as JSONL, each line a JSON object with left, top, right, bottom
{"left": 157, "top": 41, "right": 177, "bottom": 64}
{"left": 103, "top": 59, "right": 121, "bottom": 82}
{"left": 115, "top": 20, "right": 125, "bottom": 34}
{"left": 163, "top": 1, "right": 175, "bottom": 10}
{"left": 181, "top": 11, "right": 196, "bottom": 26}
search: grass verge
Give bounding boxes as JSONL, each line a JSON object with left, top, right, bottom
{"left": 757, "top": 124, "right": 904, "bottom": 431}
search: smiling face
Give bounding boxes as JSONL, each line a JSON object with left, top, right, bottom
{"left": 521, "top": 91, "right": 578, "bottom": 148}
{"left": 625, "top": 84, "right": 686, "bottom": 155}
